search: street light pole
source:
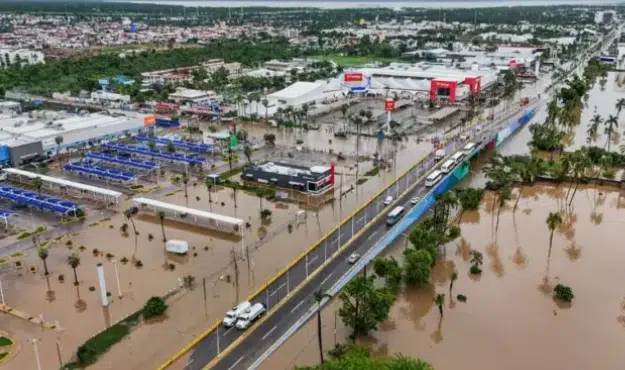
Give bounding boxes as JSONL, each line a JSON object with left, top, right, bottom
{"left": 32, "top": 338, "right": 42, "bottom": 370}
{"left": 0, "top": 280, "right": 5, "bottom": 305}
{"left": 112, "top": 260, "right": 122, "bottom": 298}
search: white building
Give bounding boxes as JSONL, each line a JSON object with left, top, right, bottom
{"left": 90, "top": 91, "right": 131, "bottom": 103}
{"left": 202, "top": 59, "right": 241, "bottom": 76}
{"left": 0, "top": 49, "right": 45, "bottom": 68}
{"left": 168, "top": 88, "right": 217, "bottom": 104}
{"left": 0, "top": 112, "right": 149, "bottom": 152}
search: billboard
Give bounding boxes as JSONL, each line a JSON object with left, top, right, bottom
{"left": 344, "top": 72, "right": 363, "bottom": 82}
{"left": 143, "top": 115, "right": 156, "bottom": 126}
{"left": 384, "top": 99, "right": 395, "bottom": 112}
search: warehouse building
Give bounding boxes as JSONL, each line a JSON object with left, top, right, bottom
{"left": 0, "top": 112, "right": 150, "bottom": 166}
{"left": 242, "top": 161, "right": 334, "bottom": 194}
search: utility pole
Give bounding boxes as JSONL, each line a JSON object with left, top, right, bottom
{"left": 231, "top": 247, "right": 239, "bottom": 303}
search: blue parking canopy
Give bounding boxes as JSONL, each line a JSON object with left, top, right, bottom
{"left": 64, "top": 161, "right": 136, "bottom": 182}
{"left": 104, "top": 143, "right": 206, "bottom": 165}
{"left": 0, "top": 185, "right": 80, "bottom": 215}
{"left": 87, "top": 152, "right": 158, "bottom": 170}
{"left": 134, "top": 135, "right": 214, "bottom": 153}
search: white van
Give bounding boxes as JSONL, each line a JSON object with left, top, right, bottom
{"left": 434, "top": 149, "right": 446, "bottom": 161}
{"left": 384, "top": 196, "right": 393, "bottom": 205}
{"left": 235, "top": 303, "right": 266, "bottom": 329}
{"left": 441, "top": 160, "right": 455, "bottom": 174}
{"left": 450, "top": 152, "right": 464, "bottom": 165}
{"left": 425, "top": 170, "right": 443, "bottom": 187}
{"left": 223, "top": 301, "right": 251, "bottom": 327}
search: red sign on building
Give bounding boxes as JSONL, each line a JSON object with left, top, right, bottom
{"left": 384, "top": 99, "right": 395, "bottom": 112}
{"left": 344, "top": 72, "right": 363, "bottom": 82}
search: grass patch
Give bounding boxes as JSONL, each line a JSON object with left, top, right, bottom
{"left": 310, "top": 54, "right": 400, "bottom": 66}
{"left": 364, "top": 166, "right": 380, "bottom": 177}
{"left": 356, "top": 178, "right": 368, "bottom": 185}
{"left": 62, "top": 309, "right": 142, "bottom": 369}
{"left": 0, "top": 352, "right": 7, "bottom": 361}
{"left": 10, "top": 251, "right": 23, "bottom": 258}
{"left": 88, "top": 222, "right": 99, "bottom": 227}
{"left": 53, "top": 235, "right": 63, "bottom": 241}
{"left": 220, "top": 166, "right": 245, "bottom": 180}
{"left": 129, "top": 184, "right": 144, "bottom": 190}
{"left": 16, "top": 231, "right": 31, "bottom": 240}
{"left": 0, "top": 336, "right": 12, "bottom": 347}
{"left": 164, "top": 192, "right": 176, "bottom": 197}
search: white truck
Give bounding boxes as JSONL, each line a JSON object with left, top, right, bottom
{"left": 235, "top": 303, "right": 266, "bottom": 330}
{"left": 222, "top": 301, "right": 251, "bottom": 327}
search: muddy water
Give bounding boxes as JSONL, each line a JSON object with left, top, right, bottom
{"left": 0, "top": 129, "right": 436, "bottom": 369}
{"left": 262, "top": 183, "right": 625, "bottom": 370}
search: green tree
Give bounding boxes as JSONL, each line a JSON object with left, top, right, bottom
{"left": 262, "top": 98, "right": 269, "bottom": 120}
{"left": 494, "top": 185, "right": 512, "bottom": 235}
{"left": 156, "top": 211, "right": 167, "bottom": 242}
{"left": 38, "top": 245, "right": 49, "bottom": 276}
{"left": 616, "top": 98, "right": 625, "bottom": 117}
{"left": 313, "top": 289, "right": 332, "bottom": 364}
{"left": 244, "top": 145, "right": 253, "bottom": 165}
{"left": 587, "top": 114, "right": 602, "bottom": 145}
{"left": 434, "top": 293, "right": 445, "bottom": 317}
{"left": 340, "top": 103, "right": 349, "bottom": 132}
{"left": 338, "top": 275, "right": 395, "bottom": 340}
{"left": 55, "top": 136, "right": 64, "bottom": 167}
{"left": 181, "top": 174, "right": 190, "bottom": 201}
{"left": 546, "top": 212, "right": 562, "bottom": 261}
{"left": 32, "top": 176, "right": 43, "bottom": 194}
{"left": 166, "top": 140, "right": 176, "bottom": 153}
{"left": 604, "top": 114, "right": 618, "bottom": 152}
{"left": 263, "top": 133, "right": 276, "bottom": 145}
{"left": 449, "top": 271, "right": 458, "bottom": 296}
{"left": 297, "top": 344, "right": 432, "bottom": 370}
{"left": 469, "top": 250, "right": 483, "bottom": 274}
{"left": 204, "top": 178, "right": 213, "bottom": 211}
{"left": 403, "top": 249, "right": 433, "bottom": 286}
{"left": 68, "top": 252, "right": 81, "bottom": 286}
{"left": 455, "top": 187, "right": 485, "bottom": 222}
{"left": 231, "top": 182, "right": 238, "bottom": 209}
{"left": 124, "top": 207, "right": 139, "bottom": 258}
{"left": 142, "top": 296, "right": 168, "bottom": 319}
{"left": 372, "top": 256, "right": 402, "bottom": 293}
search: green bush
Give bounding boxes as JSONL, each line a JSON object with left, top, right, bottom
{"left": 469, "top": 265, "right": 482, "bottom": 275}
{"left": 142, "top": 297, "right": 168, "bottom": 319}
{"left": 553, "top": 284, "right": 574, "bottom": 303}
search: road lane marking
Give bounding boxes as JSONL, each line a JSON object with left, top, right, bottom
{"left": 261, "top": 325, "right": 278, "bottom": 341}
{"left": 223, "top": 327, "right": 234, "bottom": 336}
{"left": 227, "top": 356, "right": 244, "bottom": 370}
{"left": 307, "top": 254, "right": 318, "bottom": 265}
{"left": 290, "top": 299, "right": 306, "bottom": 313}
{"left": 320, "top": 272, "right": 334, "bottom": 287}
{"left": 366, "top": 230, "right": 379, "bottom": 241}
{"left": 270, "top": 282, "right": 287, "bottom": 297}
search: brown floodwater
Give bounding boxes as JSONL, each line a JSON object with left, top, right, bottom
{"left": 261, "top": 183, "right": 625, "bottom": 370}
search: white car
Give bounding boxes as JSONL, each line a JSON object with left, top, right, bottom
{"left": 347, "top": 253, "right": 360, "bottom": 264}
{"left": 383, "top": 196, "right": 393, "bottom": 205}
{"left": 410, "top": 197, "right": 420, "bottom": 205}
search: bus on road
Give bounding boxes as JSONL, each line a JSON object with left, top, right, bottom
{"left": 425, "top": 170, "right": 443, "bottom": 187}
{"left": 387, "top": 206, "right": 406, "bottom": 226}
{"left": 462, "top": 142, "right": 476, "bottom": 156}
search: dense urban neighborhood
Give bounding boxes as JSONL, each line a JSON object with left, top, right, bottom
{"left": 0, "top": 2, "right": 623, "bottom": 370}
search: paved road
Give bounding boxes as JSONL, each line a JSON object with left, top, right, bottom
{"left": 184, "top": 98, "right": 542, "bottom": 370}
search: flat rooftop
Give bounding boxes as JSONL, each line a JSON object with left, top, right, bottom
{"left": 251, "top": 161, "right": 330, "bottom": 177}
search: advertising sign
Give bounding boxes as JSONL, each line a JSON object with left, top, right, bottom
{"left": 384, "top": 99, "right": 395, "bottom": 112}
{"left": 344, "top": 72, "right": 363, "bottom": 82}
{"left": 143, "top": 115, "right": 156, "bottom": 126}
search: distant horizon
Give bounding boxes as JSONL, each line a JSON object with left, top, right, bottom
{"left": 107, "top": 0, "right": 625, "bottom": 8}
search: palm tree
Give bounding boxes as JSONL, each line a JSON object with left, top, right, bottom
{"left": 455, "top": 188, "right": 485, "bottom": 222}
{"left": 38, "top": 246, "right": 49, "bottom": 276}
{"left": 204, "top": 178, "right": 213, "bottom": 211}
{"left": 68, "top": 252, "right": 81, "bottom": 286}
{"left": 33, "top": 176, "right": 43, "bottom": 194}
{"left": 124, "top": 207, "right": 139, "bottom": 257}
{"left": 313, "top": 289, "right": 331, "bottom": 364}
{"left": 513, "top": 158, "right": 540, "bottom": 212}
{"left": 567, "top": 149, "right": 590, "bottom": 206}
{"left": 340, "top": 103, "right": 349, "bottom": 132}
{"left": 495, "top": 186, "right": 512, "bottom": 236}
{"left": 147, "top": 140, "right": 156, "bottom": 155}
{"left": 167, "top": 140, "right": 176, "bottom": 153}
{"left": 469, "top": 250, "right": 483, "bottom": 269}
{"left": 301, "top": 103, "right": 309, "bottom": 123}
{"left": 587, "top": 114, "right": 602, "bottom": 145}
{"left": 604, "top": 115, "right": 618, "bottom": 151}
{"left": 257, "top": 193, "right": 263, "bottom": 214}
{"left": 232, "top": 182, "right": 238, "bottom": 209}
{"left": 434, "top": 293, "right": 445, "bottom": 317}
{"left": 156, "top": 211, "right": 167, "bottom": 242}
{"left": 244, "top": 145, "right": 253, "bottom": 165}
{"left": 616, "top": 98, "right": 625, "bottom": 117}
{"left": 262, "top": 98, "right": 269, "bottom": 120}
{"left": 449, "top": 271, "right": 458, "bottom": 296}
{"left": 182, "top": 174, "right": 190, "bottom": 199}
{"left": 55, "top": 136, "right": 64, "bottom": 167}
{"left": 546, "top": 212, "right": 562, "bottom": 261}
{"left": 254, "top": 93, "right": 261, "bottom": 118}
